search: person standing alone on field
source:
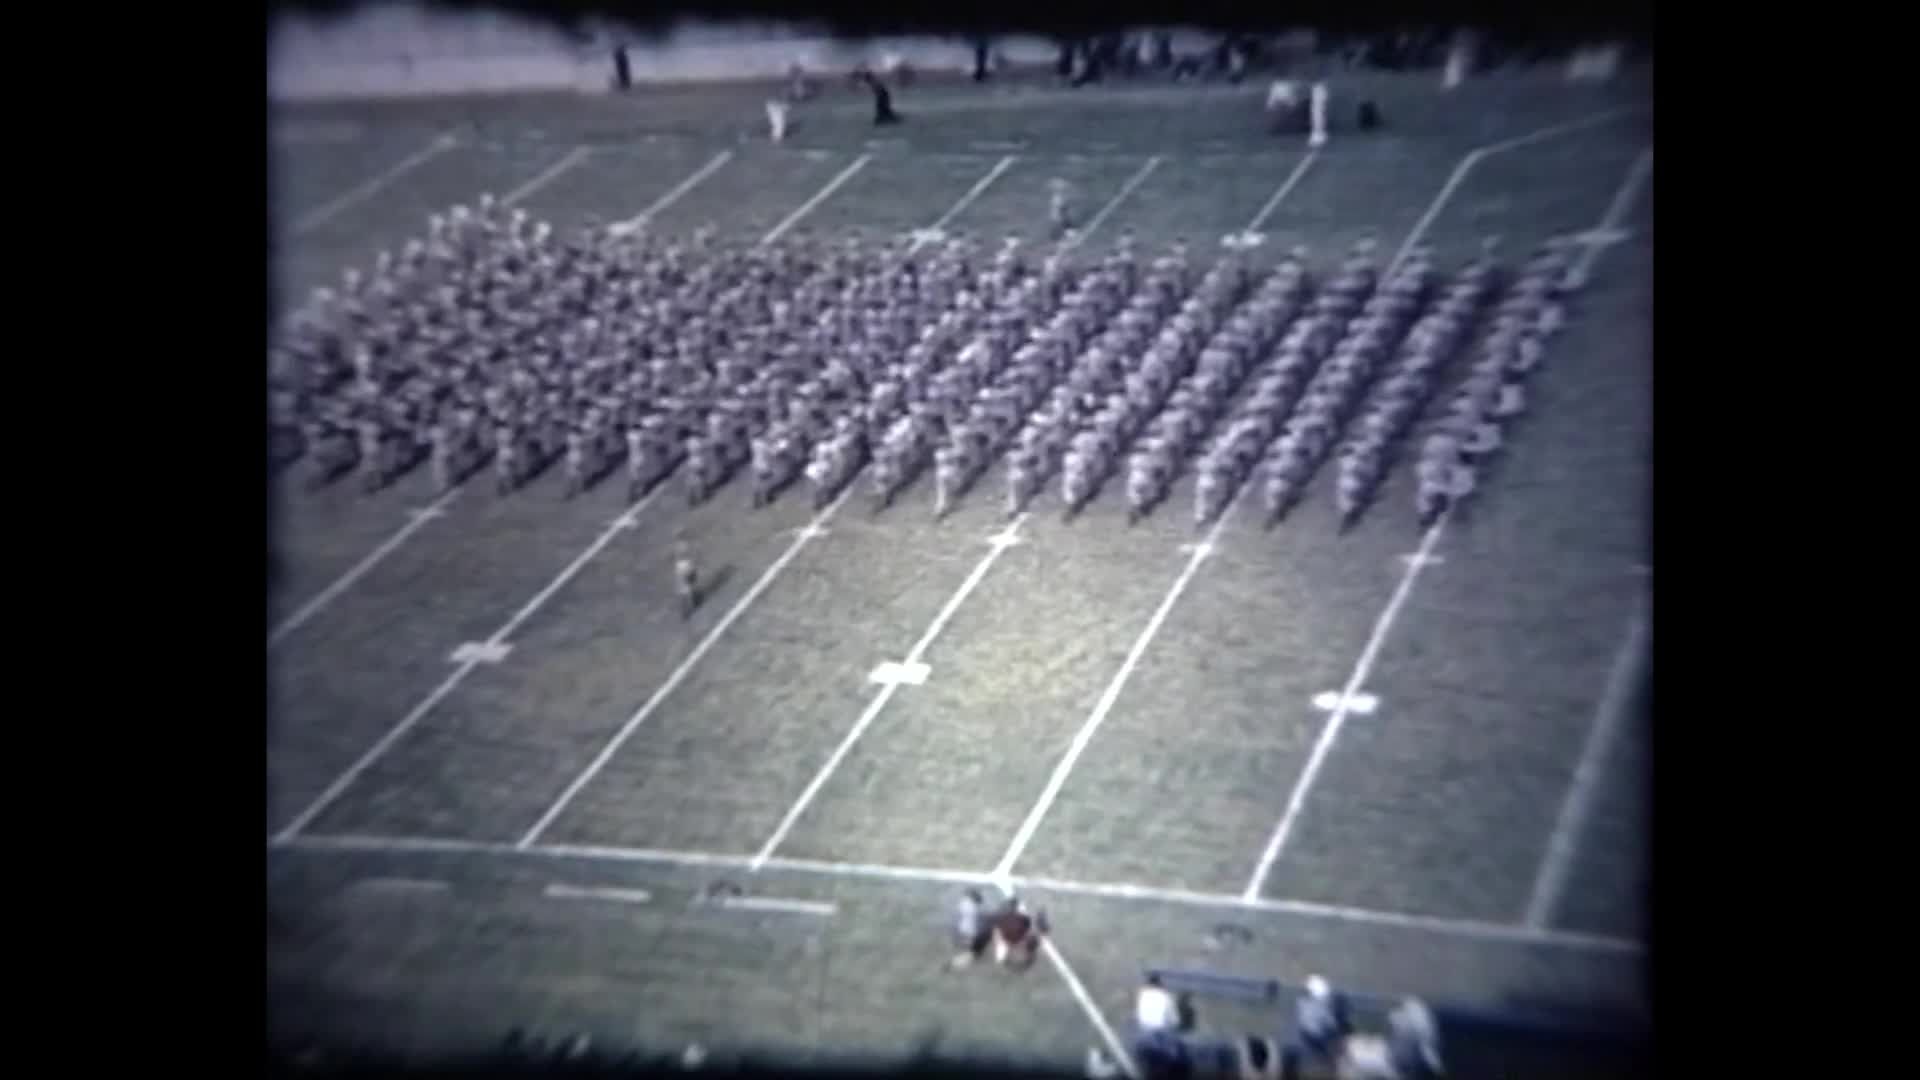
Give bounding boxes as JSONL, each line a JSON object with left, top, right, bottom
{"left": 673, "top": 534, "right": 699, "bottom": 619}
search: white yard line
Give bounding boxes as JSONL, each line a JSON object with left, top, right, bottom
{"left": 1237, "top": 121, "right": 1648, "bottom": 904}
{"left": 927, "top": 154, "right": 1019, "bottom": 233}
{"left": 990, "top": 154, "right": 1323, "bottom": 881}
{"left": 270, "top": 488, "right": 461, "bottom": 650}
{"left": 1244, "top": 150, "right": 1321, "bottom": 232}
{"left": 992, "top": 539, "right": 1215, "bottom": 882}
{"left": 291, "top": 132, "right": 457, "bottom": 236}
{"left": 752, "top": 516, "right": 1031, "bottom": 868}
{"left": 613, "top": 150, "right": 735, "bottom": 233}
{"left": 271, "top": 833, "right": 1640, "bottom": 953}
{"left": 503, "top": 146, "right": 592, "bottom": 205}
{"left": 268, "top": 486, "right": 665, "bottom": 844}
{"left": 1522, "top": 599, "right": 1648, "bottom": 929}
{"left": 1240, "top": 520, "right": 1447, "bottom": 900}
{"left": 761, "top": 155, "right": 872, "bottom": 245}
{"left": 1063, "top": 156, "right": 1162, "bottom": 250}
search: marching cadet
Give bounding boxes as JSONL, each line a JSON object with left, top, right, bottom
{"left": 494, "top": 423, "right": 519, "bottom": 495}
{"left": 1126, "top": 450, "right": 1167, "bottom": 525}
{"left": 806, "top": 442, "right": 836, "bottom": 511}
{"left": 1006, "top": 445, "right": 1040, "bottom": 519}
{"left": 683, "top": 436, "right": 716, "bottom": 507}
{"left": 1061, "top": 449, "right": 1092, "bottom": 520}
{"left": 430, "top": 422, "right": 456, "bottom": 494}
{"left": 870, "top": 450, "right": 902, "bottom": 514}
{"left": 933, "top": 440, "right": 961, "bottom": 520}
{"left": 624, "top": 425, "right": 651, "bottom": 502}
{"left": 672, "top": 535, "right": 699, "bottom": 619}
{"left": 1194, "top": 460, "right": 1229, "bottom": 529}
{"left": 1336, "top": 444, "right": 1378, "bottom": 530}
{"left": 563, "top": 427, "right": 588, "bottom": 498}
{"left": 357, "top": 416, "right": 386, "bottom": 494}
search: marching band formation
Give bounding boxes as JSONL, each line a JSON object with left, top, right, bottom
{"left": 269, "top": 198, "right": 1584, "bottom": 536}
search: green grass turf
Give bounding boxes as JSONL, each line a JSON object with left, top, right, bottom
{"left": 268, "top": 69, "right": 1652, "bottom": 1071}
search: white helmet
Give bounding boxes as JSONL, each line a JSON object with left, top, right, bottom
{"left": 1305, "top": 975, "right": 1331, "bottom": 999}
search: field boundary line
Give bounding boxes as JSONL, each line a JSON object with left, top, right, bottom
{"left": 1523, "top": 594, "right": 1649, "bottom": 929}
{"left": 269, "top": 832, "right": 1640, "bottom": 954}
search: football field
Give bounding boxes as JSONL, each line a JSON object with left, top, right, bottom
{"left": 268, "top": 69, "right": 1652, "bottom": 1072}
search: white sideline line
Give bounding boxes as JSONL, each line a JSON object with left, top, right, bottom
{"left": 515, "top": 158, "right": 1031, "bottom": 850}
{"left": 753, "top": 515, "right": 1031, "bottom": 868}
{"left": 1523, "top": 600, "right": 1648, "bottom": 929}
{"left": 1244, "top": 150, "right": 1321, "bottom": 232}
{"left": 291, "top": 133, "right": 456, "bottom": 236}
{"left": 990, "top": 154, "right": 1323, "bottom": 882}
{"left": 269, "top": 485, "right": 666, "bottom": 844}
{"left": 503, "top": 146, "right": 592, "bottom": 205}
{"left": 269, "top": 488, "right": 460, "bottom": 650}
{"left": 1037, "top": 933, "right": 1139, "bottom": 1080}
{"left": 1238, "top": 117, "right": 1647, "bottom": 904}
{"left": 761, "top": 155, "right": 872, "bottom": 245}
{"left": 615, "top": 150, "right": 734, "bottom": 232}
{"left": 545, "top": 882, "right": 653, "bottom": 905}
{"left": 1389, "top": 107, "right": 1639, "bottom": 276}
{"left": 1242, "top": 520, "right": 1446, "bottom": 901}
{"left": 270, "top": 833, "right": 1641, "bottom": 953}
{"left": 927, "top": 154, "right": 1018, "bottom": 233}
{"left": 760, "top": 852, "right": 990, "bottom": 888}
{"left": 1062, "top": 156, "right": 1162, "bottom": 250}
{"left": 1014, "top": 873, "right": 1640, "bottom": 953}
